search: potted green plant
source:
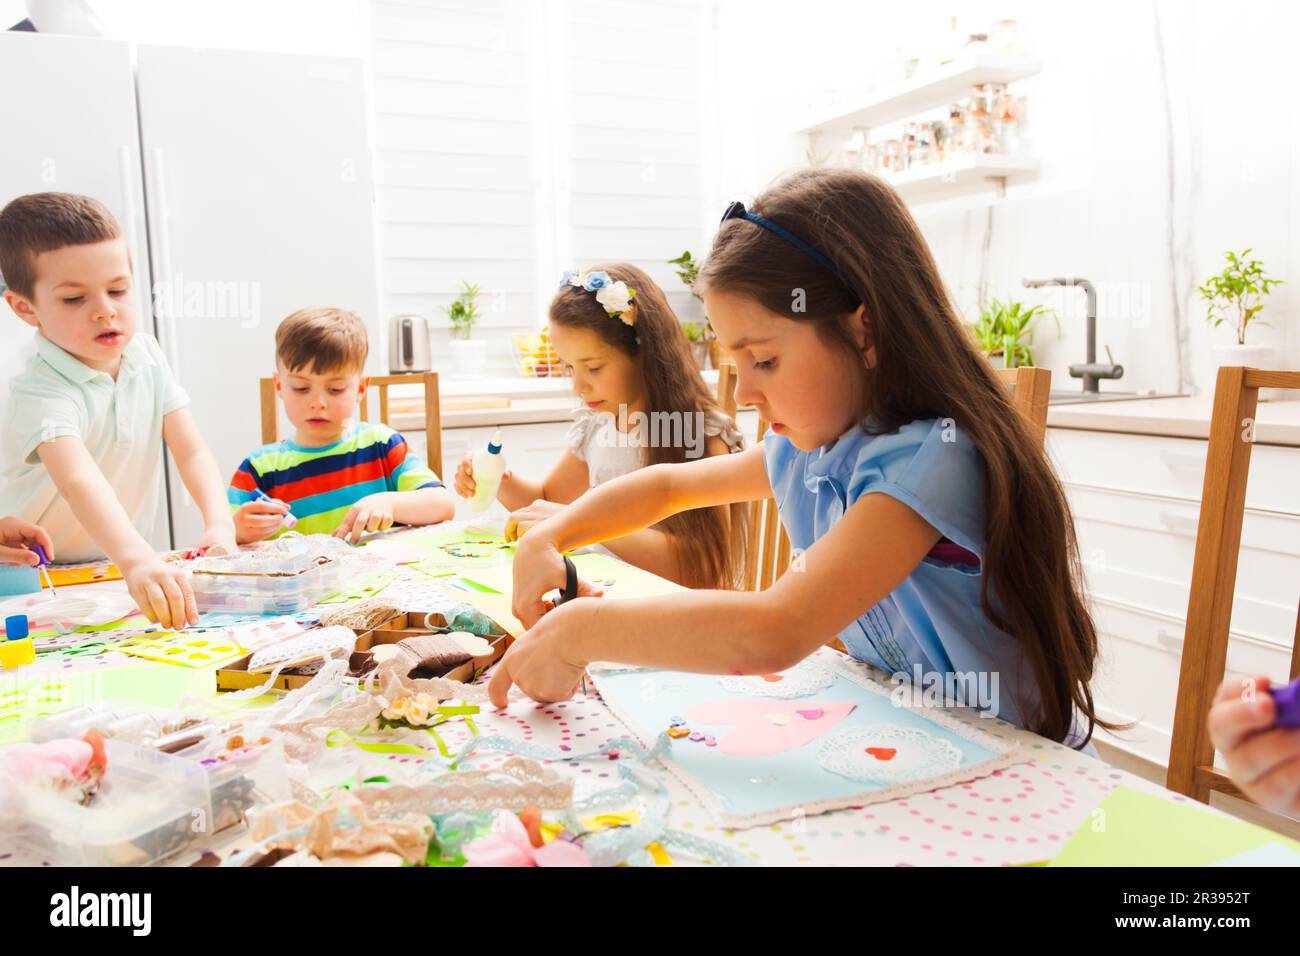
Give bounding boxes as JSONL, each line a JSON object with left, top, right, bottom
{"left": 441, "top": 281, "right": 486, "bottom": 378}
{"left": 1198, "top": 248, "right": 1283, "bottom": 375}
{"left": 969, "top": 297, "right": 1058, "bottom": 368}
{"left": 668, "top": 250, "right": 716, "bottom": 370}
{"left": 681, "top": 320, "right": 712, "bottom": 370}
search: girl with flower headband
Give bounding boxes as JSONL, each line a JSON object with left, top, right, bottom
{"left": 454, "top": 262, "right": 747, "bottom": 589}
{"left": 490, "top": 168, "right": 1120, "bottom": 754}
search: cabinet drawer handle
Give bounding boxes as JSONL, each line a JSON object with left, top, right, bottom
{"left": 1159, "top": 451, "right": 1207, "bottom": 471}
{"left": 1158, "top": 511, "right": 1199, "bottom": 534}
{"left": 1157, "top": 628, "right": 1185, "bottom": 652}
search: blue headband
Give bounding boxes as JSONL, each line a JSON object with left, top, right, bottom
{"left": 719, "top": 200, "right": 858, "bottom": 302}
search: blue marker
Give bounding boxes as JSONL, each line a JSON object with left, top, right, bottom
{"left": 251, "top": 489, "right": 298, "bottom": 529}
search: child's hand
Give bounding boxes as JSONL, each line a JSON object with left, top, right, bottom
{"left": 195, "top": 521, "right": 238, "bottom": 556}
{"left": 334, "top": 493, "right": 396, "bottom": 544}
{"left": 455, "top": 453, "right": 512, "bottom": 500}
{"left": 511, "top": 532, "right": 602, "bottom": 628}
{"left": 1208, "top": 674, "right": 1300, "bottom": 814}
{"left": 0, "top": 516, "right": 54, "bottom": 566}
{"left": 233, "top": 498, "right": 289, "bottom": 544}
{"left": 123, "top": 559, "right": 199, "bottom": 630}
{"left": 488, "top": 600, "right": 592, "bottom": 708}
{"left": 504, "top": 499, "right": 564, "bottom": 542}
{"left": 454, "top": 451, "right": 476, "bottom": 499}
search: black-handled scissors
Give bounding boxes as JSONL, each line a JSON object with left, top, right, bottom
{"left": 553, "top": 555, "right": 578, "bottom": 606}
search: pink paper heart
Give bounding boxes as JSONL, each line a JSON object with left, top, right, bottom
{"left": 683, "top": 699, "right": 856, "bottom": 756}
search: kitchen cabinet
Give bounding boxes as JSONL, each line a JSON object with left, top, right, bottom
{"left": 1046, "top": 425, "right": 1300, "bottom": 765}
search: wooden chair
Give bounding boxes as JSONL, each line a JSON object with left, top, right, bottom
{"left": 715, "top": 360, "right": 796, "bottom": 592}
{"left": 259, "top": 371, "right": 443, "bottom": 476}
{"left": 993, "top": 365, "right": 1052, "bottom": 445}
{"left": 1167, "top": 366, "right": 1300, "bottom": 806}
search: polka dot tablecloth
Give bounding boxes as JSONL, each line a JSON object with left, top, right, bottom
{"left": 367, "top": 671, "right": 1195, "bottom": 867}
{"left": 0, "top": 535, "right": 1211, "bottom": 867}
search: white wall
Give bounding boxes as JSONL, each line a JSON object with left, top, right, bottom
{"left": 711, "top": 0, "right": 1300, "bottom": 399}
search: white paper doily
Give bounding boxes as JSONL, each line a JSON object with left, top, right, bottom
{"left": 719, "top": 658, "right": 835, "bottom": 699}
{"left": 817, "top": 724, "right": 963, "bottom": 784}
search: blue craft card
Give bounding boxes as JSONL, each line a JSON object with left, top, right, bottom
{"left": 594, "top": 662, "right": 1016, "bottom": 823}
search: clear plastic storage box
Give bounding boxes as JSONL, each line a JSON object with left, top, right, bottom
{"left": 7, "top": 739, "right": 213, "bottom": 866}
{"left": 190, "top": 535, "right": 351, "bottom": 613}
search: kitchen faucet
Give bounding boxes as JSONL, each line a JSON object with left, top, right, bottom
{"left": 1021, "top": 277, "right": 1124, "bottom": 393}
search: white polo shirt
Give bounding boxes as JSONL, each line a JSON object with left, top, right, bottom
{"left": 0, "top": 332, "right": 189, "bottom": 562}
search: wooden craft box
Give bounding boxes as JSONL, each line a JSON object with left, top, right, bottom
{"left": 215, "top": 612, "right": 507, "bottom": 692}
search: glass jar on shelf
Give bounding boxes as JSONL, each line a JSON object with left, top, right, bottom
{"left": 915, "top": 126, "right": 934, "bottom": 167}
{"left": 861, "top": 142, "right": 880, "bottom": 174}
{"left": 880, "top": 139, "right": 903, "bottom": 175}
{"left": 944, "top": 104, "right": 966, "bottom": 161}
{"left": 965, "top": 84, "right": 990, "bottom": 154}
{"left": 929, "top": 119, "right": 949, "bottom": 162}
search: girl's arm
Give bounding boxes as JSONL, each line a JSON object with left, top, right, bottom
{"left": 489, "top": 490, "right": 942, "bottom": 706}
{"left": 511, "top": 442, "right": 771, "bottom": 624}
{"left": 162, "top": 408, "right": 238, "bottom": 553}
{"left": 597, "top": 435, "right": 734, "bottom": 583}
{"left": 494, "top": 449, "right": 589, "bottom": 511}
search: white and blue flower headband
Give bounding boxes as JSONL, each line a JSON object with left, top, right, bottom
{"left": 559, "top": 270, "right": 638, "bottom": 326}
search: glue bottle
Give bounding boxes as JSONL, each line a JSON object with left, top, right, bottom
{"left": 468, "top": 430, "right": 506, "bottom": 513}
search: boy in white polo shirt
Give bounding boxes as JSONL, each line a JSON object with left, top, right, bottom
{"left": 0, "top": 192, "right": 236, "bottom": 628}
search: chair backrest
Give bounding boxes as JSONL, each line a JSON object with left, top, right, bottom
{"left": 1167, "top": 366, "right": 1300, "bottom": 806}
{"left": 715, "top": 360, "right": 792, "bottom": 591}
{"left": 992, "top": 366, "right": 1052, "bottom": 445}
{"left": 259, "top": 371, "right": 443, "bottom": 477}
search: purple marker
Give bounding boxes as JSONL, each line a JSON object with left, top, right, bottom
{"left": 1270, "top": 677, "right": 1300, "bottom": 729}
{"left": 29, "top": 545, "right": 55, "bottom": 595}
{"left": 252, "top": 489, "right": 297, "bottom": 529}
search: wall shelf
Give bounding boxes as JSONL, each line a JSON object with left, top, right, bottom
{"left": 796, "top": 51, "right": 1040, "bottom": 138}
{"left": 880, "top": 153, "right": 1039, "bottom": 200}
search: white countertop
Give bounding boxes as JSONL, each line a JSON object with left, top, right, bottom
{"left": 401, "top": 372, "right": 1300, "bottom": 446}
{"left": 393, "top": 369, "right": 724, "bottom": 430}
{"left": 1047, "top": 395, "right": 1300, "bottom": 447}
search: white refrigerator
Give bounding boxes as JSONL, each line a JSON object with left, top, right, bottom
{"left": 0, "top": 32, "right": 381, "bottom": 549}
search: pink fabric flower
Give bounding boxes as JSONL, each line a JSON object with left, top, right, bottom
{"left": 463, "top": 811, "right": 592, "bottom": 867}
{"left": 0, "top": 730, "right": 106, "bottom": 790}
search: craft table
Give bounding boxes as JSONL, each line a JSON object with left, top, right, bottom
{"left": 0, "top": 525, "right": 1271, "bottom": 867}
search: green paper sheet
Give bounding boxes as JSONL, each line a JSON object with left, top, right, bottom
{"left": 1050, "top": 786, "right": 1300, "bottom": 866}
{"left": 459, "top": 551, "right": 683, "bottom": 601}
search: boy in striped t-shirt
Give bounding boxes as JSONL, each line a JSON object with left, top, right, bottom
{"left": 228, "top": 307, "right": 454, "bottom": 544}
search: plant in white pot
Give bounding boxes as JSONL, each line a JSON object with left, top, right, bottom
{"left": 442, "top": 281, "right": 487, "bottom": 378}
{"left": 1198, "top": 248, "right": 1283, "bottom": 379}
{"left": 668, "top": 250, "right": 717, "bottom": 369}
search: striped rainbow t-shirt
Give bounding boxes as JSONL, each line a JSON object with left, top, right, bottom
{"left": 227, "top": 422, "right": 443, "bottom": 537}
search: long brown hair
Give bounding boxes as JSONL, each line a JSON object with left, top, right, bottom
{"left": 550, "top": 262, "right": 748, "bottom": 589}
{"left": 698, "top": 167, "right": 1118, "bottom": 746}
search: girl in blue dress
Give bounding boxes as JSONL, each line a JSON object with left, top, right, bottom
{"left": 491, "top": 167, "right": 1115, "bottom": 751}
